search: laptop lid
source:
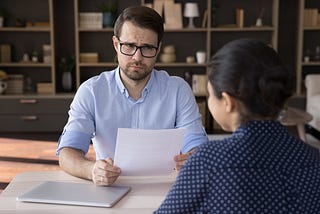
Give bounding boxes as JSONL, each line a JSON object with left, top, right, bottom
{"left": 16, "top": 181, "right": 131, "bottom": 208}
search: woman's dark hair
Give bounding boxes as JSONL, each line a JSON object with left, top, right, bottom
{"left": 114, "top": 6, "right": 164, "bottom": 45}
{"left": 209, "top": 38, "right": 294, "bottom": 122}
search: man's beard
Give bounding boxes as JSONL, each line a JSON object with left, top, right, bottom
{"left": 122, "top": 62, "right": 151, "bottom": 81}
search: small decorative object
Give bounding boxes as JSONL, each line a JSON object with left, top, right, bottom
{"left": 196, "top": 50, "right": 206, "bottom": 63}
{"left": 0, "top": 70, "right": 8, "bottom": 94}
{"left": 186, "top": 56, "right": 195, "bottom": 63}
{"left": 42, "top": 44, "right": 52, "bottom": 63}
{"left": 25, "top": 76, "right": 35, "bottom": 93}
{"left": 22, "top": 53, "right": 30, "bottom": 62}
{"left": 160, "top": 45, "right": 176, "bottom": 63}
{"left": 6, "top": 74, "right": 24, "bottom": 94}
{"left": 314, "top": 45, "right": 320, "bottom": 61}
{"left": 0, "top": 16, "right": 3, "bottom": 28}
{"left": 184, "top": 2, "right": 199, "bottom": 28}
{"left": 256, "top": 8, "right": 265, "bottom": 27}
{"left": 304, "top": 49, "right": 311, "bottom": 62}
{"left": 15, "top": 18, "right": 26, "bottom": 27}
{"left": 31, "top": 51, "right": 38, "bottom": 62}
{"left": 0, "top": 8, "right": 9, "bottom": 28}
{"left": 60, "top": 55, "right": 75, "bottom": 92}
{"left": 98, "top": 1, "right": 117, "bottom": 28}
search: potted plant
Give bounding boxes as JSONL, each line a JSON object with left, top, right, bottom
{"left": 98, "top": 1, "right": 117, "bottom": 28}
{"left": 59, "top": 55, "right": 75, "bottom": 92}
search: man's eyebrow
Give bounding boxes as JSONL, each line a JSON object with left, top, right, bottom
{"left": 121, "top": 41, "right": 157, "bottom": 47}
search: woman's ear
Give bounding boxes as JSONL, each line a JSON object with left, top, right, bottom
{"left": 221, "top": 92, "right": 237, "bottom": 113}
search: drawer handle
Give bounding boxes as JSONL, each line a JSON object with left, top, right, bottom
{"left": 20, "top": 99, "right": 37, "bottom": 104}
{"left": 21, "top": 116, "right": 38, "bottom": 121}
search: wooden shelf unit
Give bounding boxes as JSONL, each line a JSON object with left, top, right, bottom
{"left": 73, "top": 0, "right": 279, "bottom": 132}
{"left": 0, "top": 0, "right": 56, "bottom": 95}
{"left": 296, "top": 0, "right": 320, "bottom": 95}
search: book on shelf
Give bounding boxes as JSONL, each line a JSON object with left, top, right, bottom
{"left": 79, "top": 13, "right": 103, "bottom": 29}
{"left": 202, "top": 9, "right": 208, "bottom": 28}
{"left": 303, "top": 8, "right": 318, "bottom": 27}
{"left": 236, "top": 8, "right": 244, "bottom": 28}
{"left": 0, "top": 44, "right": 11, "bottom": 63}
{"left": 164, "top": 1, "right": 182, "bottom": 29}
{"left": 152, "top": 0, "right": 182, "bottom": 29}
{"left": 153, "top": 0, "right": 164, "bottom": 17}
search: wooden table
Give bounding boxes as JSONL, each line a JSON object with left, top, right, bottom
{"left": 0, "top": 170, "right": 176, "bottom": 213}
{"left": 279, "top": 107, "right": 313, "bottom": 142}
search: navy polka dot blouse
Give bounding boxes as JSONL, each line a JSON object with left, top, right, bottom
{"left": 154, "top": 120, "right": 320, "bottom": 213}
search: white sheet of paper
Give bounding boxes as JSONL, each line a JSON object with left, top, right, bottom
{"left": 114, "top": 128, "right": 185, "bottom": 176}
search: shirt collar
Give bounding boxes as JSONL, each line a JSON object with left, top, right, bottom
{"left": 115, "top": 66, "right": 155, "bottom": 98}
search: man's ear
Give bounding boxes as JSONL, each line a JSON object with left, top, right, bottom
{"left": 112, "top": 35, "right": 119, "bottom": 52}
{"left": 221, "top": 92, "right": 237, "bottom": 113}
{"left": 156, "top": 42, "right": 162, "bottom": 55}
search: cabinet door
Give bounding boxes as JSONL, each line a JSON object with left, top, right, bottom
{"left": 0, "top": 97, "right": 72, "bottom": 132}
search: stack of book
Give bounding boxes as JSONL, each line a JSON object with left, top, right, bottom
{"left": 79, "top": 53, "right": 99, "bottom": 63}
{"left": 79, "top": 13, "right": 103, "bottom": 29}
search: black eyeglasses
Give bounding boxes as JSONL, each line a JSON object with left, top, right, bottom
{"left": 117, "top": 37, "right": 158, "bottom": 58}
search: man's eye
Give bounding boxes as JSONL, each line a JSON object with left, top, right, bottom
{"left": 124, "top": 44, "right": 136, "bottom": 49}
{"left": 143, "top": 46, "right": 154, "bottom": 51}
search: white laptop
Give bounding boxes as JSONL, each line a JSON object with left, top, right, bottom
{"left": 16, "top": 181, "right": 131, "bottom": 208}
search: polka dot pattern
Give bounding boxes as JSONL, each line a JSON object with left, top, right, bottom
{"left": 154, "top": 121, "right": 320, "bottom": 213}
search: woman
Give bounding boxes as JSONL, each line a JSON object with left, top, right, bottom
{"left": 155, "top": 39, "right": 320, "bottom": 213}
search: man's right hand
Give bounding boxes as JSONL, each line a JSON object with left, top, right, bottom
{"left": 91, "top": 158, "right": 121, "bottom": 186}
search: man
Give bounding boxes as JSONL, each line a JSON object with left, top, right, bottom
{"left": 57, "top": 6, "right": 208, "bottom": 186}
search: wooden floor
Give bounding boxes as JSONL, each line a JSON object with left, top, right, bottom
{"left": 0, "top": 132, "right": 95, "bottom": 193}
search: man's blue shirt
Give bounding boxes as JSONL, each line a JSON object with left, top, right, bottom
{"left": 57, "top": 67, "right": 208, "bottom": 159}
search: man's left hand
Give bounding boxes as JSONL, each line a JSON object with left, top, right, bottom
{"left": 174, "top": 148, "right": 196, "bottom": 171}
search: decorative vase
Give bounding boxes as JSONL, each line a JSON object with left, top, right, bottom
{"left": 256, "top": 18, "right": 263, "bottom": 27}
{"left": 62, "top": 71, "right": 72, "bottom": 92}
{"left": 103, "top": 12, "right": 116, "bottom": 28}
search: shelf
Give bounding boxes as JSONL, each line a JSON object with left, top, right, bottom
{"left": 0, "top": 27, "right": 51, "bottom": 32}
{"left": 78, "top": 28, "right": 114, "bottom": 32}
{"left": 303, "top": 26, "right": 320, "bottom": 31}
{"left": 0, "top": 63, "right": 53, "bottom": 67}
{"left": 0, "top": 93, "right": 74, "bottom": 99}
{"left": 302, "top": 61, "right": 320, "bottom": 66}
{"left": 211, "top": 26, "right": 275, "bottom": 32}
{"left": 155, "top": 62, "right": 207, "bottom": 67}
{"left": 79, "top": 62, "right": 116, "bottom": 67}
{"left": 164, "top": 28, "right": 207, "bottom": 32}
